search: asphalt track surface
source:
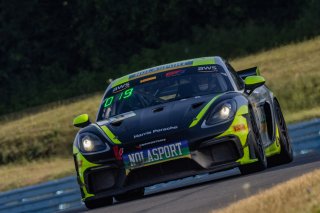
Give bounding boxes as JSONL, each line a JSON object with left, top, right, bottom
{"left": 71, "top": 151, "right": 320, "bottom": 213}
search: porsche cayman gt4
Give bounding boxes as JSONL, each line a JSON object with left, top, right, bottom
{"left": 72, "top": 56, "right": 293, "bottom": 208}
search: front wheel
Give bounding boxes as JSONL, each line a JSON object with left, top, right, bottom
{"left": 268, "top": 99, "right": 293, "bottom": 166}
{"left": 239, "top": 107, "right": 267, "bottom": 174}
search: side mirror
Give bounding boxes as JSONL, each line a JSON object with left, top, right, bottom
{"left": 73, "top": 114, "right": 91, "bottom": 128}
{"left": 244, "top": 76, "right": 265, "bottom": 93}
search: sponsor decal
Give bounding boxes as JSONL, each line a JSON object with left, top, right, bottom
{"left": 112, "top": 82, "right": 130, "bottom": 93}
{"left": 198, "top": 65, "right": 218, "bottom": 72}
{"left": 140, "top": 138, "right": 166, "bottom": 147}
{"left": 133, "top": 126, "right": 178, "bottom": 139}
{"left": 165, "top": 69, "right": 185, "bottom": 77}
{"left": 77, "top": 159, "right": 82, "bottom": 167}
{"left": 140, "top": 76, "right": 157, "bottom": 83}
{"left": 133, "top": 131, "right": 152, "bottom": 139}
{"left": 129, "top": 61, "right": 193, "bottom": 79}
{"left": 123, "top": 140, "right": 190, "bottom": 169}
{"left": 113, "top": 145, "right": 124, "bottom": 160}
{"left": 233, "top": 124, "right": 247, "bottom": 132}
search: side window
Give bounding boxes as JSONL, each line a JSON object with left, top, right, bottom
{"left": 226, "top": 62, "right": 245, "bottom": 90}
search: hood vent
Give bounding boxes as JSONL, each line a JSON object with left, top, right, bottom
{"left": 153, "top": 106, "right": 164, "bottom": 113}
{"left": 192, "top": 101, "right": 205, "bottom": 109}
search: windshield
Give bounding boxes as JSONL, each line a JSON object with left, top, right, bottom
{"left": 97, "top": 65, "right": 232, "bottom": 121}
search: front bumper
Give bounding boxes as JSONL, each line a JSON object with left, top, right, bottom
{"left": 78, "top": 135, "right": 245, "bottom": 201}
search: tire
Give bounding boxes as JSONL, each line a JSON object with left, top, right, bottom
{"left": 84, "top": 197, "right": 113, "bottom": 209}
{"left": 239, "top": 107, "right": 267, "bottom": 174}
{"left": 114, "top": 188, "right": 145, "bottom": 202}
{"left": 268, "top": 99, "right": 293, "bottom": 166}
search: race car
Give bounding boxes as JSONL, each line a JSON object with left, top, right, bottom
{"left": 72, "top": 56, "right": 293, "bottom": 209}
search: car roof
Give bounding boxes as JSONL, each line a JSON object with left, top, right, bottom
{"left": 110, "top": 56, "right": 226, "bottom": 88}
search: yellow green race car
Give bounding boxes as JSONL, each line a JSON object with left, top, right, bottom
{"left": 72, "top": 56, "right": 293, "bottom": 209}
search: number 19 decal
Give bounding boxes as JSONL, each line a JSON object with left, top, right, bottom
{"left": 104, "top": 96, "right": 114, "bottom": 108}
{"left": 123, "top": 88, "right": 133, "bottom": 99}
{"left": 104, "top": 88, "right": 134, "bottom": 108}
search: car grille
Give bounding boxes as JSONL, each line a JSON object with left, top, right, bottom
{"left": 211, "top": 142, "right": 240, "bottom": 164}
{"left": 86, "top": 168, "right": 118, "bottom": 194}
{"left": 126, "top": 158, "right": 202, "bottom": 186}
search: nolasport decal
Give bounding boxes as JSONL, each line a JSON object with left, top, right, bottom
{"left": 123, "top": 140, "right": 190, "bottom": 169}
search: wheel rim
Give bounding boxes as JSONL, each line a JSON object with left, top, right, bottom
{"left": 250, "top": 109, "right": 266, "bottom": 162}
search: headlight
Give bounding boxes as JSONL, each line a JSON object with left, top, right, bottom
{"left": 78, "top": 133, "right": 110, "bottom": 153}
{"left": 205, "top": 100, "right": 236, "bottom": 126}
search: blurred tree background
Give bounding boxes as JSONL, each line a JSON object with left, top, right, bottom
{"left": 1, "top": 0, "right": 320, "bottom": 115}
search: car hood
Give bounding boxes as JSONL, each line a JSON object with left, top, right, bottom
{"left": 97, "top": 95, "right": 218, "bottom": 145}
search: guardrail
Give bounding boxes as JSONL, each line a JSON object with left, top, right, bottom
{"left": 0, "top": 119, "right": 319, "bottom": 213}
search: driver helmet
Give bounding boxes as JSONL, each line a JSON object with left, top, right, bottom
{"left": 195, "top": 75, "right": 210, "bottom": 91}
{"left": 194, "top": 74, "right": 219, "bottom": 92}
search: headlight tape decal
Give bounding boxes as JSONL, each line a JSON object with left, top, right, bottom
{"left": 101, "top": 125, "right": 122, "bottom": 144}
{"left": 189, "top": 94, "right": 222, "bottom": 128}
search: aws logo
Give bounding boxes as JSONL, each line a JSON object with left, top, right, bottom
{"left": 198, "top": 66, "right": 218, "bottom": 72}
{"left": 112, "top": 82, "right": 130, "bottom": 93}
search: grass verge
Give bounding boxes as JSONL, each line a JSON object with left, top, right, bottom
{"left": 214, "top": 169, "right": 320, "bottom": 213}
{"left": 284, "top": 106, "right": 320, "bottom": 124}
{"left": 0, "top": 93, "right": 102, "bottom": 164}
{"left": 0, "top": 157, "right": 74, "bottom": 192}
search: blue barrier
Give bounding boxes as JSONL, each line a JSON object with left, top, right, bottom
{"left": 288, "top": 119, "right": 320, "bottom": 154}
{"left": 288, "top": 118, "right": 320, "bottom": 140}
{"left": 0, "top": 119, "right": 319, "bottom": 213}
{"left": 0, "top": 176, "right": 80, "bottom": 213}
